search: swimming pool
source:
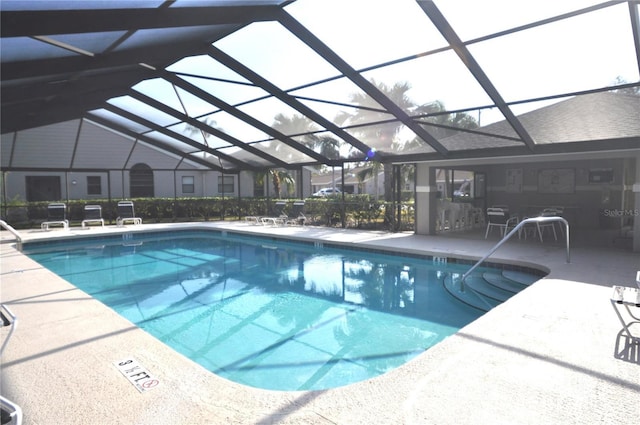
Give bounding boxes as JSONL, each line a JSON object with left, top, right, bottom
{"left": 23, "top": 230, "right": 541, "bottom": 391}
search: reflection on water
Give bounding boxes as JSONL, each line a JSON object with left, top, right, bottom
{"left": 25, "top": 231, "right": 483, "bottom": 390}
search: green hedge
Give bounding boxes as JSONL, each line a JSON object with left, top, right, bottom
{"left": 1, "top": 195, "right": 415, "bottom": 231}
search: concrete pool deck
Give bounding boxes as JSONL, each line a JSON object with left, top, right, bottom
{"left": 1, "top": 222, "right": 639, "bottom": 424}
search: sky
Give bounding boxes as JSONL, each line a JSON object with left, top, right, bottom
{"left": 134, "top": 0, "right": 639, "bottom": 155}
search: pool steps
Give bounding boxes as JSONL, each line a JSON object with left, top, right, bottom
{"left": 443, "top": 270, "right": 538, "bottom": 312}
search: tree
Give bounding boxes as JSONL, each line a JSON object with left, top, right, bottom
{"left": 398, "top": 100, "right": 479, "bottom": 196}
{"left": 336, "top": 79, "right": 416, "bottom": 206}
{"left": 271, "top": 113, "right": 342, "bottom": 194}
{"left": 337, "top": 81, "right": 478, "bottom": 196}
{"left": 271, "top": 169, "right": 295, "bottom": 198}
{"left": 185, "top": 116, "right": 221, "bottom": 147}
{"left": 253, "top": 168, "right": 296, "bottom": 198}
{"left": 410, "top": 100, "right": 478, "bottom": 141}
{"left": 266, "top": 113, "right": 313, "bottom": 197}
{"left": 611, "top": 76, "right": 640, "bottom": 95}
{"left": 273, "top": 112, "right": 341, "bottom": 165}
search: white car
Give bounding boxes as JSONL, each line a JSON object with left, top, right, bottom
{"left": 313, "top": 188, "right": 342, "bottom": 197}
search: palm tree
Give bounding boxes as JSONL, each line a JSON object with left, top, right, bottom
{"left": 265, "top": 113, "right": 314, "bottom": 197}
{"left": 272, "top": 113, "right": 317, "bottom": 141}
{"left": 273, "top": 112, "right": 341, "bottom": 163}
{"left": 271, "top": 169, "right": 296, "bottom": 198}
{"left": 253, "top": 168, "right": 296, "bottom": 198}
{"left": 310, "top": 134, "right": 340, "bottom": 162}
{"left": 308, "top": 133, "right": 342, "bottom": 193}
{"left": 411, "top": 100, "right": 478, "bottom": 141}
{"left": 394, "top": 100, "right": 478, "bottom": 198}
{"left": 339, "top": 81, "right": 480, "bottom": 227}
{"left": 185, "top": 116, "right": 221, "bottom": 147}
{"left": 271, "top": 113, "right": 342, "bottom": 194}
{"left": 337, "top": 79, "right": 416, "bottom": 205}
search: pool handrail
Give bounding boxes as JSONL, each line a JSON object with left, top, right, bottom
{"left": 0, "top": 219, "right": 22, "bottom": 246}
{"left": 461, "top": 216, "right": 570, "bottom": 282}
{"left": 0, "top": 303, "right": 23, "bottom": 425}
{"left": 0, "top": 304, "right": 18, "bottom": 356}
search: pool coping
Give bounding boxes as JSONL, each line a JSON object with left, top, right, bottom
{"left": 19, "top": 226, "right": 550, "bottom": 279}
{"left": 2, "top": 222, "right": 639, "bottom": 424}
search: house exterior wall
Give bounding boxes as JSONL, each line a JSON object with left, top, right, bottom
{"left": 109, "top": 170, "right": 125, "bottom": 199}
{"left": 0, "top": 119, "right": 252, "bottom": 202}
{"left": 11, "top": 120, "right": 79, "bottom": 169}
{"left": 73, "top": 120, "right": 134, "bottom": 168}
{"left": 415, "top": 155, "right": 638, "bottom": 246}
{"left": 0, "top": 119, "right": 314, "bottom": 203}
{"left": 480, "top": 158, "right": 627, "bottom": 228}
{"left": 1, "top": 169, "right": 247, "bottom": 201}
{"left": 362, "top": 173, "right": 385, "bottom": 197}
{"left": 238, "top": 171, "right": 255, "bottom": 197}
{"left": 415, "top": 166, "right": 437, "bottom": 235}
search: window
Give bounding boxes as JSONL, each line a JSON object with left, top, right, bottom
{"left": 130, "top": 163, "right": 154, "bottom": 198}
{"left": 452, "top": 170, "right": 474, "bottom": 200}
{"left": 218, "top": 175, "right": 234, "bottom": 193}
{"left": 87, "top": 176, "right": 102, "bottom": 195}
{"left": 25, "top": 176, "right": 60, "bottom": 201}
{"left": 182, "top": 176, "right": 195, "bottom": 194}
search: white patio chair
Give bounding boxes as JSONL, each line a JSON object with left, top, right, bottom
{"left": 41, "top": 202, "right": 69, "bottom": 231}
{"left": 116, "top": 201, "right": 142, "bottom": 227}
{"left": 484, "top": 207, "right": 518, "bottom": 239}
{"left": 81, "top": 205, "right": 104, "bottom": 229}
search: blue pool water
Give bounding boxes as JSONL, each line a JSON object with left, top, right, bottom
{"left": 24, "top": 230, "right": 516, "bottom": 391}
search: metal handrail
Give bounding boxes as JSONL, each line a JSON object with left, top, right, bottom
{"left": 0, "top": 304, "right": 22, "bottom": 425}
{"left": 461, "top": 216, "right": 570, "bottom": 281}
{"left": 0, "top": 219, "right": 22, "bottom": 243}
{"left": 1, "top": 304, "right": 18, "bottom": 356}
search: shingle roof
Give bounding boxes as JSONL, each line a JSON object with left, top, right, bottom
{"left": 438, "top": 92, "right": 640, "bottom": 152}
{"left": 519, "top": 92, "right": 640, "bottom": 144}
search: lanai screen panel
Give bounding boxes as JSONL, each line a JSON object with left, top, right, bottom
{"left": 133, "top": 78, "right": 219, "bottom": 119}
{"left": 467, "top": 2, "right": 639, "bottom": 104}
{"left": 87, "top": 109, "right": 153, "bottom": 135}
{"left": 74, "top": 120, "right": 139, "bottom": 169}
{"left": 290, "top": 77, "right": 391, "bottom": 127}
{"left": 216, "top": 146, "right": 281, "bottom": 168}
{"left": 10, "top": 121, "right": 80, "bottom": 169}
{"left": 1, "top": 0, "right": 639, "bottom": 172}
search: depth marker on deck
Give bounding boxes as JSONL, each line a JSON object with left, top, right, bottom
{"left": 114, "top": 357, "right": 160, "bottom": 393}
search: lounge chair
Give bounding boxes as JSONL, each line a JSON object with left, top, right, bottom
{"left": 284, "top": 200, "right": 306, "bottom": 226}
{"left": 41, "top": 202, "right": 69, "bottom": 231}
{"left": 244, "top": 208, "right": 265, "bottom": 225}
{"left": 260, "top": 201, "right": 287, "bottom": 226}
{"left": 244, "top": 215, "right": 262, "bottom": 225}
{"left": 484, "top": 207, "right": 517, "bottom": 239}
{"left": 116, "top": 201, "right": 142, "bottom": 227}
{"left": 81, "top": 205, "right": 104, "bottom": 229}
